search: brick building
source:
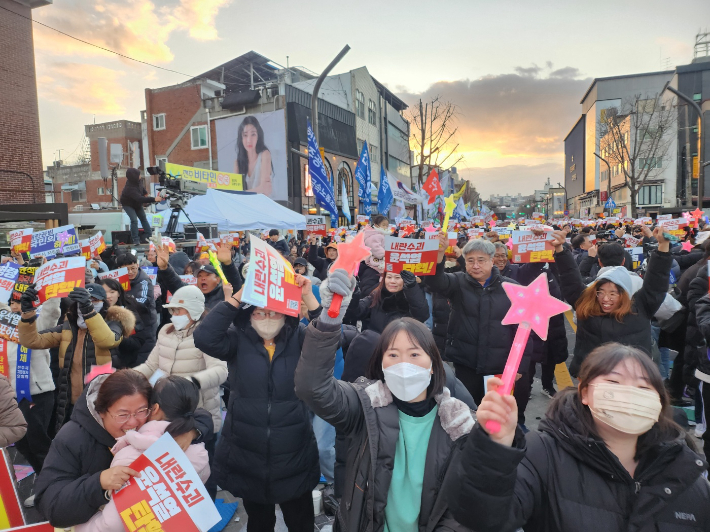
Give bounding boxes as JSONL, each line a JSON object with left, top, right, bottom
{"left": 0, "top": 0, "right": 52, "bottom": 204}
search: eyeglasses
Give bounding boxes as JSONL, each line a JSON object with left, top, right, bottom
{"left": 465, "top": 257, "right": 492, "bottom": 265}
{"left": 493, "top": 254, "right": 508, "bottom": 259}
{"left": 107, "top": 407, "right": 150, "bottom": 424}
{"left": 596, "top": 291, "right": 620, "bottom": 300}
{"left": 253, "top": 310, "right": 281, "bottom": 320}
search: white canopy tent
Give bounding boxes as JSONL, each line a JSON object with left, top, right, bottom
{"left": 161, "top": 189, "right": 307, "bottom": 232}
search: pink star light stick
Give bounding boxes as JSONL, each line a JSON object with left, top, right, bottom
{"left": 486, "top": 273, "right": 571, "bottom": 434}
{"left": 327, "top": 231, "right": 371, "bottom": 318}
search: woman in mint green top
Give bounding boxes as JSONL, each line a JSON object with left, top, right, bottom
{"left": 295, "top": 269, "right": 476, "bottom": 532}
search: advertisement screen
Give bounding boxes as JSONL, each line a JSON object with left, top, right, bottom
{"left": 214, "top": 109, "right": 287, "bottom": 201}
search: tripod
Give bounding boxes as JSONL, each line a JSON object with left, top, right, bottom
{"left": 164, "top": 205, "right": 201, "bottom": 240}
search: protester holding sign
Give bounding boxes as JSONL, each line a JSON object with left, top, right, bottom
{"left": 359, "top": 215, "right": 390, "bottom": 296}
{"left": 295, "top": 270, "right": 475, "bottom": 532}
{"left": 34, "top": 370, "right": 213, "bottom": 528}
{"left": 193, "top": 277, "right": 322, "bottom": 531}
{"left": 74, "top": 375, "right": 211, "bottom": 532}
{"left": 444, "top": 344, "right": 710, "bottom": 531}
{"left": 425, "top": 233, "right": 532, "bottom": 405}
{"left": 97, "top": 278, "right": 156, "bottom": 368}
{"left": 308, "top": 235, "right": 338, "bottom": 281}
{"left": 551, "top": 229, "right": 672, "bottom": 377}
{"left": 18, "top": 284, "right": 136, "bottom": 432}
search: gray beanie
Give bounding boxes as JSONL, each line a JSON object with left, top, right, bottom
{"left": 595, "top": 266, "right": 633, "bottom": 296}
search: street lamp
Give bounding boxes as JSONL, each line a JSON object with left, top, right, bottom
{"left": 663, "top": 82, "right": 705, "bottom": 210}
{"left": 594, "top": 152, "right": 612, "bottom": 215}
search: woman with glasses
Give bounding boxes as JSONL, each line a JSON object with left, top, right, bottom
{"left": 193, "top": 277, "right": 322, "bottom": 532}
{"left": 33, "top": 369, "right": 213, "bottom": 528}
{"left": 550, "top": 227, "right": 672, "bottom": 377}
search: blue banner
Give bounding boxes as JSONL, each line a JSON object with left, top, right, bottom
{"left": 341, "top": 179, "right": 351, "bottom": 224}
{"left": 377, "top": 166, "right": 393, "bottom": 215}
{"left": 16, "top": 345, "right": 31, "bottom": 402}
{"left": 30, "top": 224, "right": 80, "bottom": 259}
{"left": 354, "top": 142, "right": 372, "bottom": 215}
{"left": 307, "top": 120, "right": 339, "bottom": 225}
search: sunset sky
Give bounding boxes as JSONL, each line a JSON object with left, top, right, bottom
{"left": 30, "top": 0, "right": 709, "bottom": 198}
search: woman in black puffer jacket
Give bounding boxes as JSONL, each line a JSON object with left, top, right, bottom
{"left": 346, "top": 270, "right": 429, "bottom": 333}
{"left": 444, "top": 343, "right": 710, "bottom": 532}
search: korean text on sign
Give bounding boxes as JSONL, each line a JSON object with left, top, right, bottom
{"left": 0, "top": 262, "right": 20, "bottom": 304}
{"left": 97, "top": 267, "right": 130, "bottom": 291}
{"left": 114, "top": 433, "right": 220, "bottom": 532}
{"left": 384, "top": 233, "right": 439, "bottom": 276}
{"left": 510, "top": 231, "right": 556, "bottom": 263}
{"left": 30, "top": 225, "right": 81, "bottom": 259}
{"left": 306, "top": 215, "right": 327, "bottom": 237}
{"left": 241, "top": 238, "right": 302, "bottom": 317}
{"left": 9, "top": 228, "right": 33, "bottom": 256}
{"left": 33, "top": 257, "right": 86, "bottom": 303}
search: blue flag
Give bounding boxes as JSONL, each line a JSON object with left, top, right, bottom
{"left": 16, "top": 345, "right": 31, "bottom": 403}
{"left": 341, "top": 178, "right": 351, "bottom": 224}
{"left": 355, "top": 142, "right": 371, "bottom": 215}
{"left": 307, "top": 120, "right": 338, "bottom": 225}
{"left": 377, "top": 166, "right": 393, "bottom": 215}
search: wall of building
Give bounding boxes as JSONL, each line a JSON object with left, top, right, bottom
{"left": 85, "top": 121, "right": 142, "bottom": 173}
{"left": 350, "top": 67, "right": 382, "bottom": 195}
{"left": 564, "top": 116, "right": 585, "bottom": 201}
{"left": 0, "top": 0, "right": 45, "bottom": 204}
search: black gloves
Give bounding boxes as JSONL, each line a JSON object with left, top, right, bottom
{"left": 20, "top": 285, "right": 38, "bottom": 314}
{"left": 399, "top": 270, "right": 417, "bottom": 288}
{"left": 68, "top": 287, "right": 94, "bottom": 315}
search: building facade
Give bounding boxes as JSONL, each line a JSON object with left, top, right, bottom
{"left": 0, "top": 0, "right": 51, "bottom": 204}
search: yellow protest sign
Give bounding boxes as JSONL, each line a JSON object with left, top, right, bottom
{"left": 165, "top": 163, "right": 243, "bottom": 192}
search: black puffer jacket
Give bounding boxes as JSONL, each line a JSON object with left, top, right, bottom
{"left": 430, "top": 261, "right": 461, "bottom": 356}
{"left": 357, "top": 261, "right": 381, "bottom": 297}
{"left": 349, "top": 284, "right": 430, "bottom": 334}
{"left": 688, "top": 265, "right": 710, "bottom": 379}
{"left": 295, "top": 320, "right": 475, "bottom": 532}
{"left": 424, "top": 261, "right": 532, "bottom": 375}
{"left": 113, "top": 301, "right": 156, "bottom": 368}
{"left": 119, "top": 169, "right": 154, "bottom": 211}
{"left": 555, "top": 247, "right": 671, "bottom": 376}
{"left": 34, "top": 374, "right": 214, "bottom": 528}
{"left": 157, "top": 259, "right": 242, "bottom": 310}
{"left": 193, "top": 302, "right": 319, "bottom": 505}
{"left": 444, "top": 391, "right": 710, "bottom": 532}
{"left": 308, "top": 244, "right": 334, "bottom": 281}
{"left": 268, "top": 237, "right": 290, "bottom": 257}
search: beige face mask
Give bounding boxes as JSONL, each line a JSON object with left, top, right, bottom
{"left": 588, "top": 383, "right": 662, "bottom": 435}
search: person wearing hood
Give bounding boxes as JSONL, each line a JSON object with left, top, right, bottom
{"left": 295, "top": 269, "right": 476, "bottom": 532}
{"left": 33, "top": 369, "right": 213, "bottom": 529}
{"left": 424, "top": 233, "right": 533, "bottom": 405}
{"left": 444, "top": 343, "right": 710, "bottom": 532}
{"left": 193, "top": 277, "right": 322, "bottom": 531}
{"left": 18, "top": 284, "right": 136, "bottom": 433}
{"left": 156, "top": 242, "right": 241, "bottom": 311}
{"left": 551, "top": 228, "right": 672, "bottom": 377}
{"left": 307, "top": 235, "right": 337, "bottom": 281}
{"left": 0, "top": 296, "right": 60, "bottom": 507}
{"left": 359, "top": 215, "right": 389, "bottom": 296}
{"left": 346, "top": 270, "right": 430, "bottom": 334}
{"left": 268, "top": 229, "right": 290, "bottom": 257}
{"left": 119, "top": 168, "right": 156, "bottom": 246}
{"left": 74, "top": 375, "right": 210, "bottom": 532}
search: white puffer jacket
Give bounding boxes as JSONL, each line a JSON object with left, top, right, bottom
{"left": 134, "top": 321, "right": 227, "bottom": 431}
{"left": 4, "top": 298, "right": 61, "bottom": 397}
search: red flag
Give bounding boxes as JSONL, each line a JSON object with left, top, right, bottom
{"left": 422, "top": 170, "right": 444, "bottom": 204}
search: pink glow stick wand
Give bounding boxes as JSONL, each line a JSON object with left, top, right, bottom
{"left": 486, "top": 272, "right": 571, "bottom": 433}
{"left": 327, "top": 231, "right": 371, "bottom": 318}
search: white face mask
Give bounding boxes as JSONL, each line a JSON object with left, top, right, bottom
{"left": 382, "top": 362, "right": 432, "bottom": 402}
{"left": 170, "top": 314, "right": 191, "bottom": 331}
{"left": 251, "top": 316, "right": 286, "bottom": 341}
{"left": 588, "top": 383, "right": 662, "bottom": 435}
{"left": 76, "top": 302, "right": 103, "bottom": 329}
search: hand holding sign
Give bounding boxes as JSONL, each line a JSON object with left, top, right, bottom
{"left": 484, "top": 273, "right": 571, "bottom": 435}
{"left": 326, "top": 231, "right": 371, "bottom": 318}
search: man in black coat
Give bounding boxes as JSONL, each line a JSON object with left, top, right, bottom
{"left": 267, "top": 229, "right": 290, "bottom": 257}
{"left": 425, "top": 233, "right": 532, "bottom": 406}
{"left": 119, "top": 168, "right": 156, "bottom": 245}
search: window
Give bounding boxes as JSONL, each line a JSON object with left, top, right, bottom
{"left": 693, "top": 93, "right": 702, "bottom": 102}
{"left": 638, "top": 157, "right": 663, "bottom": 170}
{"left": 368, "top": 99, "right": 377, "bottom": 126}
{"left": 638, "top": 185, "right": 662, "bottom": 206}
{"left": 370, "top": 145, "right": 378, "bottom": 164}
{"left": 71, "top": 190, "right": 86, "bottom": 202}
{"left": 97, "top": 187, "right": 104, "bottom": 195}
{"left": 153, "top": 114, "right": 166, "bottom": 131}
{"left": 356, "top": 90, "right": 365, "bottom": 119}
{"left": 191, "top": 126, "right": 208, "bottom": 149}
{"left": 357, "top": 138, "right": 364, "bottom": 156}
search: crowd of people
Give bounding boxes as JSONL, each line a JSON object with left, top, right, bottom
{"left": 0, "top": 205, "right": 709, "bottom": 531}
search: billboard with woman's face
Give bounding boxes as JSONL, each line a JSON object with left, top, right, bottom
{"left": 214, "top": 109, "right": 287, "bottom": 201}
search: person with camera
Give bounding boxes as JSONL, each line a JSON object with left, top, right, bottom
{"left": 120, "top": 168, "right": 156, "bottom": 246}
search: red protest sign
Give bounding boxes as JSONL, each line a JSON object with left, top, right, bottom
{"left": 113, "top": 433, "right": 220, "bottom": 532}
{"left": 510, "top": 231, "right": 556, "bottom": 263}
{"left": 80, "top": 239, "right": 92, "bottom": 260}
{"left": 89, "top": 231, "right": 106, "bottom": 255}
{"left": 0, "top": 448, "right": 25, "bottom": 528}
{"left": 242, "top": 237, "right": 301, "bottom": 317}
{"left": 98, "top": 267, "right": 130, "bottom": 292}
{"left": 33, "top": 257, "right": 86, "bottom": 303}
{"left": 9, "top": 229, "right": 32, "bottom": 256}
{"left": 384, "top": 233, "right": 439, "bottom": 276}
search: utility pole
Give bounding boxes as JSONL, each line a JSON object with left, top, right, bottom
{"left": 664, "top": 83, "right": 705, "bottom": 210}
{"left": 594, "top": 152, "right": 612, "bottom": 215}
{"left": 311, "top": 45, "right": 350, "bottom": 145}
